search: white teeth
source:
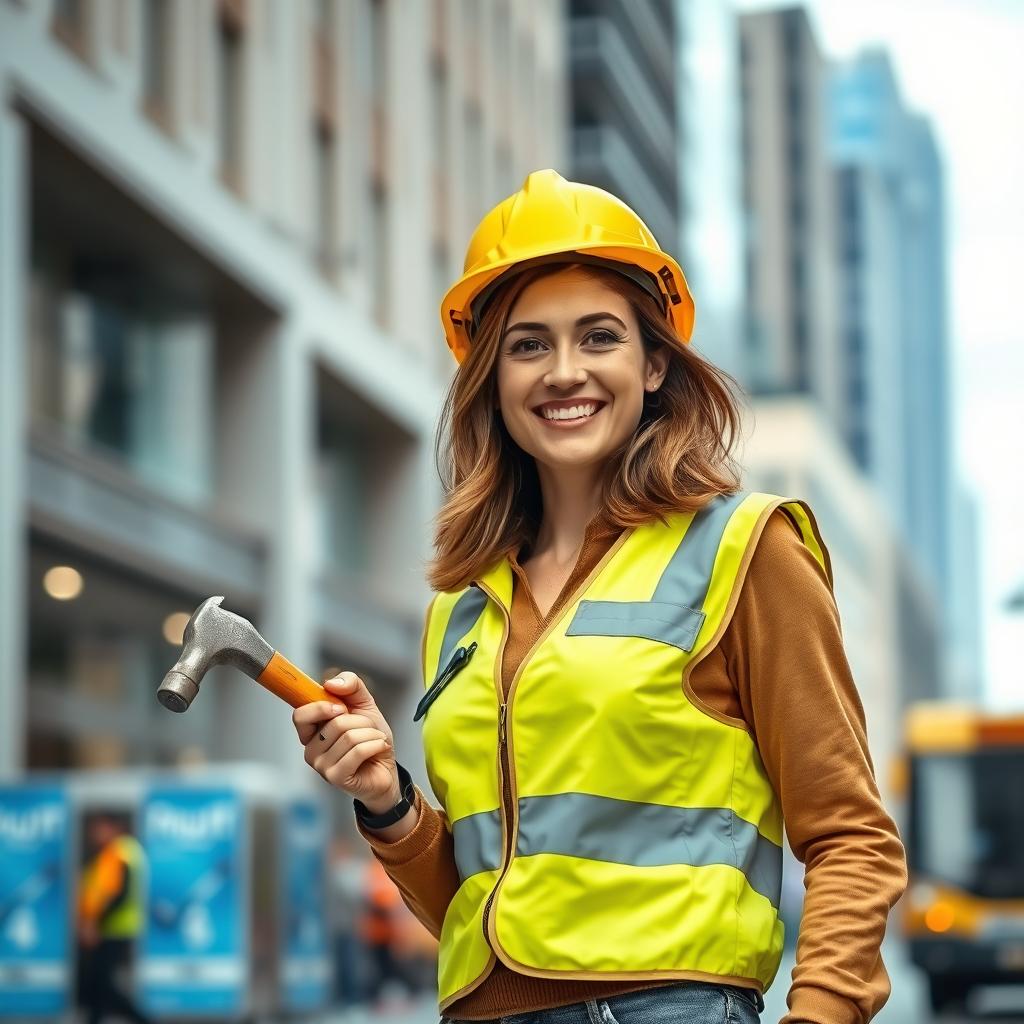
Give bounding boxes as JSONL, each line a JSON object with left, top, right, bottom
{"left": 541, "top": 403, "right": 599, "bottom": 421}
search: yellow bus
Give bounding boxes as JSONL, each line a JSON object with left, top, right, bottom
{"left": 900, "top": 702, "right": 1024, "bottom": 1016}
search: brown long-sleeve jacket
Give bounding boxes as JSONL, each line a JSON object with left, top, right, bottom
{"left": 355, "top": 506, "right": 909, "bottom": 1024}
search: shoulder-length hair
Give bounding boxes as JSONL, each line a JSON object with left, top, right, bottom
{"left": 424, "top": 260, "right": 749, "bottom": 593}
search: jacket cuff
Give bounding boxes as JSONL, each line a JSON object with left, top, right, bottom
{"left": 781, "top": 984, "right": 860, "bottom": 1024}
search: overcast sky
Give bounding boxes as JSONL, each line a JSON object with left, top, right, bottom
{"left": 734, "top": 0, "right": 1024, "bottom": 709}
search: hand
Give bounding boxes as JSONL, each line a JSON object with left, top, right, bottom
{"left": 292, "top": 672, "right": 398, "bottom": 807}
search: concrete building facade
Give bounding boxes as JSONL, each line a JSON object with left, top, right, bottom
{"left": 0, "top": 0, "right": 566, "bottom": 807}
{"left": 738, "top": 6, "right": 842, "bottom": 422}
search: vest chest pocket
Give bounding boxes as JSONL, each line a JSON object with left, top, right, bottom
{"left": 565, "top": 599, "right": 706, "bottom": 653}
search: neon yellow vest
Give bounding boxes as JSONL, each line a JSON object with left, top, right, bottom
{"left": 419, "top": 491, "right": 834, "bottom": 1011}
{"left": 101, "top": 834, "right": 145, "bottom": 939}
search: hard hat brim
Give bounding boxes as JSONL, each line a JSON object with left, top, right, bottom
{"left": 441, "top": 243, "right": 696, "bottom": 365}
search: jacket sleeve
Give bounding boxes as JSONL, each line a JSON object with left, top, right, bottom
{"left": 725, "top": 507, "right": 909, "bottom": 1024}
{"left": 353, "top": 783, "right": 462, "bottom": 941}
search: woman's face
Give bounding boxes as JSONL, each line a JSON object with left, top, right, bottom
{"left": 495, "top": 266, "right": 668, "bottom": 473}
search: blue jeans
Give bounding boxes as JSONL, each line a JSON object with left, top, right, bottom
{"left": 442, "top": 980, "right": 764, "bottom": 1024}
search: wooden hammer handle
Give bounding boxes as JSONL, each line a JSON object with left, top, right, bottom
{"left": 256, "top": 651, "right": 334, "bottom": 709}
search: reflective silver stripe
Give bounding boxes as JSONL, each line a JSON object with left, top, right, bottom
{"left": 451, "top": 807, "right": 502, "bottom": 881}
{"left": 450, "top": 793, "right": 780, "bottom": 908}
{"left": 517, "top": 792, "right": 781, "bottom": 908}
{"left": 566, "top": 490, "right": 749, "bottom": 651}
{"left": 567, "top": 599, "right": 705, "bottom": 651}
{"left": 652, "top": 490, "right": 748, "bottom": 607}
{"left": 436, "top": 586, "right": 488, "bottom": 680}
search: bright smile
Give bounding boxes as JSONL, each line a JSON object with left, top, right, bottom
{"left": 532, "top": 401, "right": 607, "bottom": 428}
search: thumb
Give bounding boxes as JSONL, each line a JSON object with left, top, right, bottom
{"left": 323, "top": 672, "right": 375, "bottom": 710}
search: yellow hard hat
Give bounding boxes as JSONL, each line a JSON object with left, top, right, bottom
{"left": 440, "top": 168, "right": 695, "bottom": 365}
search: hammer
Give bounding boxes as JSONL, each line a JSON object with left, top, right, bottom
{"left": 157, "top": 596, "right": 337, "bottom": 713}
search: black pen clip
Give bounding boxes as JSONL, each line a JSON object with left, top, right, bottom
{"left": 413, "top": 642, "right": 478, "bottom": 722}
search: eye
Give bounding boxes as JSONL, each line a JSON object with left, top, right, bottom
{"left": 508, "top": 337, "right": 543, "bottom": 354}
{"left": 586, "top": 329, "right": 622, "bottom": 345}
{"left": 507, "top": 329, "right": 623, "bottom": 354}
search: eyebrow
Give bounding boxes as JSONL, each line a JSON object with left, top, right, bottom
{"left": 503, "top": 312, "right": 628, "bottom": 336}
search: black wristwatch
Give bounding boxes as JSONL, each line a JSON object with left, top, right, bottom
{"left": 353, "top": 761, "right": 416, "bottom": 829}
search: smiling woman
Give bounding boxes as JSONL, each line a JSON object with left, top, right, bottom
{"left": 426, "top": 184, "right": 748, "bottom": 594}
{"left": 341, "top": 168, "right": 908, "bottom": 1024}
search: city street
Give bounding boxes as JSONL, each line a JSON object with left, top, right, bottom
{"left": 1, "top": 3, "right": 1021, "bottom": 1024}
{"left": 315, "top": 937, "right": 1024, "bottom": 1024}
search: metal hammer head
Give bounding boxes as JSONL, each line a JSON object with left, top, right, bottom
{"left": 157, "top": 596, "right": 274, "bottom": 713}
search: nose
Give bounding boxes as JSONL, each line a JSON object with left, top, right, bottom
{"left": 543, "top": 340, "right": 589, "bottom": 389}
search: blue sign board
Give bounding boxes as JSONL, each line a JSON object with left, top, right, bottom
{"left": 280, "top": 798, "right": 331, "bottom": 1010}
{"left": 0, "top": 785, "right": 71, "bottom": 1016}
{"left": 139, "top": 787, "right": 246, "bottom": 1016}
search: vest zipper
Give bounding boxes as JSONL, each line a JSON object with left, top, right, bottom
{"left": 473, "top": 579, "right": 512, "bottom": 952}
{"left": 473, "top": 529, "right": 634, "bottom": 962}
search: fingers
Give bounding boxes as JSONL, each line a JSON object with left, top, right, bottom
{"left": 292, "top": 700, "right": 348, "bottom": 745}
{"left": 310, "top": 726, "right": 391, "bottom": 783}
{"left": 323, "top": 735, "right": 392, "bottom": 789}
{"left": 314, "top": 712, "right": 375, "bottom": 747}
{"left": 302, "top": 714, "right": 375, "bottom": 771}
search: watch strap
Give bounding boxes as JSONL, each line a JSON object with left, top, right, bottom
{"left": 353, "top": 761, "right": 415, "bottom": 829}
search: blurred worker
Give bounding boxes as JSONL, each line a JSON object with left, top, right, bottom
{"left": 327, "top": 834, "right": 366, "bottom": 1008}
{"left": 392, "top": 896, "right": 439, "bottom": 994}
{"left": 76, "top": 812, "right": 151, "bottom": 1024}
{"left": 358, "top": 858, "right": 418, "bottom": 1007}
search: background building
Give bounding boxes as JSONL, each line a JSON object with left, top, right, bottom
{"left": 568, "top": 0, "right": 678, "bottom": 258}
{"left": 0, "top": 1, "right": 566, "bottom": 816}
{"left": 738, "top": 5, "right": 842, "bottom": 416}
{"left": 0, "top": 0, "right": 976, "bottom": 817}
{"left": 673, "top": 0, "right": 746, "bottom": 379}
{"left": 738, "top": 6, "right": 968, "bottom": 712}
{"left": 829, "top": 49, "right": 958, "bottom": 697}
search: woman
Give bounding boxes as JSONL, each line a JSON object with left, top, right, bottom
{"left": 292, "top": 169, "right": 908, "bottom": 1024}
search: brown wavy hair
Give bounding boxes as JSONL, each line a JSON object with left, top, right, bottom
{"left": 424, "top": 261, "right": 749, "bottom": 593}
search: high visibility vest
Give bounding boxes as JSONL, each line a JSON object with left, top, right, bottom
{"left": 419, "top": 490, "right": 833, "bottom": 1011}
{"left": 81, "top": 834, "right": 146, "bottom": 940}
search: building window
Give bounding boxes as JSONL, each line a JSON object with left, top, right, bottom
{"left": 140, "top": 0, "right": 172, "bottom": 129}
{"left": 316, "top": 419, "right": 370, "bottom": 574}
{"left": 789, "top": 192, "right": 804, "bottom": 232}
{"left": 371, "top": 181, "right": 389, "bottom": 329}
{"left": 370, "top": 0, "right": 387, "bottom": 107}
{"left": 51, "top": 0, "right": 89, "bottom": 60}
{"left": 217, "top": 2, "right": 245, "bottom": 193}
{"left": 791, "top": 250, "right": 805, "bottom": 294}
{"left": 369, "top": 0, "right": 388, "bottom": 188}
{"left": 314, "top": 123, "right": 338, "bottom": 278}
{"left": 432, "top": 237, "right": 450, "bottom": 337}
{"left": 782, "top": 10, "right": 801, "bottom": 61}
{"left": 464, "top": 99, "right": 482, "bottom": 222}
{"left": 28, "top": 245, "right": 216, "bottom": 503}
{"left": 430, "top": 53, "right": 449, "bottom": 240}
{"left": 464, "top": 0, "right": 480, "bottom": 96}
{"left": 793, "top": 310, "right": 808, "bottom": 364}
{"left": 313, "top": 1, "right": 339, "bottom": 279}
